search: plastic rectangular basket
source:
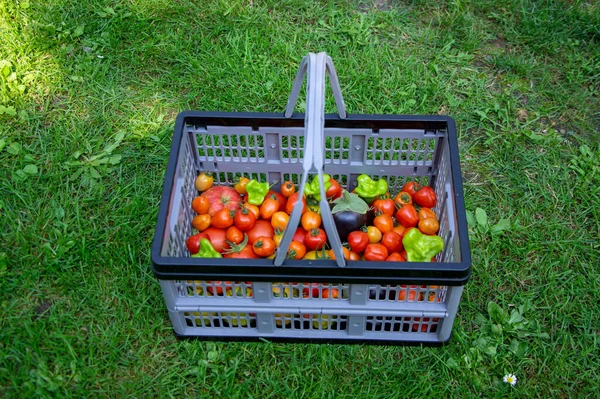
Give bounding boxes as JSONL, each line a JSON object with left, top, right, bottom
{"left": 151, "top": 54, "right": 471, "bottom": 344}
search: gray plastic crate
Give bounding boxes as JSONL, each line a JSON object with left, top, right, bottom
{"left": 152, "top": 53, "right": 471, "bottom": 344}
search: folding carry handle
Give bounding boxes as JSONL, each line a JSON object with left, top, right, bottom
{"left": 274, "top": 52, "right": 348, "bottom": 267}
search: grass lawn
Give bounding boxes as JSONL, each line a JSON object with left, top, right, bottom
{"left": 1, "top": 0, "right": 599, "bottom": 397}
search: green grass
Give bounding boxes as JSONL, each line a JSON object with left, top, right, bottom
{"left": 1, "top": 0, "right": 599, "bottom": 397}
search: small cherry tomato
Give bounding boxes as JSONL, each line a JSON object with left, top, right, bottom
{"left": 226, "top": 226, "right": 244, "bottom": 245}
{"left": 195, "top": 172, "right": 214, "bottom": 192}
{"left": 301, "top": 211, "right": 322, "bottom": 231}
{"left": 413, "top": 186, "right": 437, "bottom": 208}
{"left": 273, "top": 228, "right": 284, "bottom": 247}
{"left": 348, "top": 251, "right": 360, "bottom": 261}
{"left": 234, "top": 207, "right": 256, "bottom": 231}
{"left": 192, "top": 214, "right": 211, "bottom": 231}
{"left": 280, "top": 181, "right": 296, "bottom": 198}
{"left": 253, "top": 236, "right": 276, "bottom": 257}
{"left": 243, "top": 203, "right": 260, "bottom": 219}
{"left": 267, "top": 190, "right": 287, "bottom": 212}
{"left": 366, "top": 226, "right": 383, "bottom": 244}
{"left": 418, "top": 217, "right": 440, "bottom": 235}
{"left": 363, "top": 244, "right": 389, "bottom": 261}
{"left": 287, "top": 241, "right": 307, "bottom": 260}
{"left": 234, "top": 177, "right": 250, "bottom": 195}
{"left": 192, "top": 196, "right": 211, "bottom": 215}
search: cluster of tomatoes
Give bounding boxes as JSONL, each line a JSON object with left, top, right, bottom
{"left": 185, "top": 173, "right": 441, "bottom": 262}
{"left": 349, "top": 181, "right": 440, "bottom": 262}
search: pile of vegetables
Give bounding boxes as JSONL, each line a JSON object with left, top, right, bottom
{"left": 186, "top": 172, "right": 444, "bottom": 262}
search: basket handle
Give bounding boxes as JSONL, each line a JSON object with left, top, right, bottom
{"left": 274, "top": 52, "right": 347, "bottom": 267}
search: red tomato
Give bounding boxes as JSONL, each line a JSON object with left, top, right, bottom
{"left": 347, "top": 231, "right": 369, "bottom": 254}
{"left": 223, "top": 244, "right": 258, "bottom": 259}
{"left": 186, "top": 233, "right": 209, "bottom": 254}
{"left": 287, "top": 241, "right": 307, "bottom": 260}
{"left": 253, "top": 236, "right": 276, "bottom": 257}
{"left": 393, "top": 191, "right": 413, "bottom": 207}
{"left": 211, "top": 208, "right": 235, "bottom": 229}
{"left": 292, "top": 227, "right": 307, "bottom": 243}
{"left": 395, "top": 204, "right": 419, "bottom": 228}
{"left": 280, "top": 181, "right": 296, "bottom": 198}
{"left": 234, "top": 207, "right": 257, "bottom": 231}
{"left": 267, "top": 190, "right": 287, "bottom": 212}
{"left": 246, "top": 220, "right": 274, "bottom": 245}
{"left": 285, "top": 192, "right": 306, "bottom": 215}
{"left": 386, "top": 252, "right": 405, "bottom": 262}
{"left": 304, "top": 228, "right": 327, "bottom": 251}
{"left": 401, "top": 181, "right": 421, "bottom": 197}
{"left": 372, "top": 198, "right": 396, "bottom": 216}
{"left": 363, "top": 244, "right": 389, "bottom": 261}
{"left": 326, "top": 179, "right": 342, "bottom": 200}
{"left": 202, "top": 227, "right": 228, "bottom": 253}
{"left": 381, "top": 231, "right": 403, "bottom": 253}
{"left": 413, "top": 186, "right": 437, "bottom": 208}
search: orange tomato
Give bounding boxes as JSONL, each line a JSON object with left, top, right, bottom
{"left": 253, "top": 236, "right": 276, "bottom": 257}
{"left": 373, "top": 213, "right": 394, "bottom": 234}
{"left": 287, "top": 241, "right": 307, "bottom": 260}
{"left": 192, "top": 214, "right": 211, "bottom": 231}
{"left": 271, "top": 212, "right": 290, "bottom": 231}
{"left": 418, "top": 207, "right": 437, "bottom": 221}
{"left": 301, "top": 211, "right": 322, "bottom": 231}
{"left": 280, "top": 181, "right": 296, "bottom": 198}
{"left": 192, "top": 196, "right": 210, "bottom": 215}
{"left": 328, "top": 247, "right": 350, "bottom": 260}
{"left": 418, "top": 218, "right": 440, "bottom": 235}
{"left": 260, "top": 196, "right": 280, "bottom": 220}
{"left": 243, "top": 203, "right": 260, "bottom": 219}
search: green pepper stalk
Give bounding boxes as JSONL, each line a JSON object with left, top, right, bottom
{"left": 304, "top": 174, "right": 332, "bottom": 201}
{"left": 245, "top": 179, "right": 271, "bottom": 205}
{"left": 191, "top": 238, "right": 222, "bottom": 258}
{"left": 354, "top": 174, "right": 388, "bottom": 204}
{"left": 402, "top": 228, "right": 443, "bottom": 262}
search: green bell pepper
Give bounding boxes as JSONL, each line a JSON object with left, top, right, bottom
{"left": 354, "top": 174, "right": 388, "bottom": 204}
{"left": 402, "top": 228, "right": 443, "bottom": 262}
{"left": 191, "top": 238, "right": 222, "bottom": 258}
{"left": 245, "top": 179, "right": 270, "bottom": 205}
{"left": 304, "top": 174, "right": 331, "bottom": 201}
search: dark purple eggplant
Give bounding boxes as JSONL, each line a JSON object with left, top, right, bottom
{"left": 330, "top": 190, "right": 371, "bottom": 242}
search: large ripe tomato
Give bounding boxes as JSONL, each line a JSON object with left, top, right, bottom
{"left": 401, "top": 181, "right": 421, "bottom": 197}
{"left": 246, "top": 220, "right": 274, "bottom": 245}
{"left": 372, "top": 198, "right": 395, "bottom": 216}
{"left": 203, "top": 227, "right": 228, "bottom": 253}
{"left": 267, "top": 190, "right": 287, "bottom": 212}
{"left": 304, "top": 228, "right": 327, "bottom": 251}
{"left": 381, "top": 231, "right": 403, "bottom": 253}
{"left": 234, "top": 207, "right": 257, "bottom": 231}
{"left": 347, "top": 231, "right": 369, "bottom": 253}
{"left": 280, "top": 181, "right": 296, "bottom": 198}
{"left": 363, "top": 244, "right": 389, "bottom": 261}
{"left": 285, "top": 192, "right": 306, "bottom": 215}
{"left": 211, "top": 208, "right": 234, "bottom": 229}
{"left": 301, "top": 211, "right": 322, "bottom": 231}
{"left": 200, "top": 186, "right": 242, "bottom": 216}
{"left": 395, "top": 204, "right": 419, "bottom": 228}
{"left": 413, "top": 186, "right": 437, "bottom": 208}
